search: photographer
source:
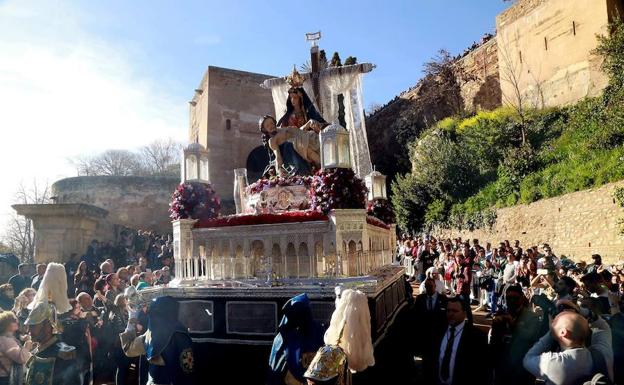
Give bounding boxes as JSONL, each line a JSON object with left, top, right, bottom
{"left": 523, "top": 308, "right": 612, "bottom": 385}
{"left": 489, "top": 285, "right": 540, "bottom": 385}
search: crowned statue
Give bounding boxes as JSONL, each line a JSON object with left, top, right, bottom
{"left": 259, "top": 67, "right": 328, "bottom": 177}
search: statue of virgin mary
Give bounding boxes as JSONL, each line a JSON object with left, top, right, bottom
{"left": 260, "top": 68, "right": 327, "bottom": 177}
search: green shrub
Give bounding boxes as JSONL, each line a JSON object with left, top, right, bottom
{"left": 424, "top": 199, "right": 448, "bottom": 229}
{"left": 393, "top": 21, "right": 624, "bottom": 233}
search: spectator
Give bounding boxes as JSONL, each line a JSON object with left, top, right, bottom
{"left": 137, "top": 256, "right": 148, "bottom": 274}
{"left": 490, "top": 285, "right": 540, "bottom": 385}
{"left": 74, "top": 261, "right": 95, "bottom": 297}
{"left": 126, "top": 265, "right": 136, "bottom": 278}
{"left": 129, "top": 274, "right": 140, "bottom": 288}
{"left": 416, "top": 241, "right": 436, "bottom": 283}
{"left": 116, "top": 267, "right": 129, "bottom": 291}
{"left": 76, "top": 292, "right": 101, "bottom": 328}
{"left": 136, "top": 273, "right": 151, "bottom": 290}
{"left": 100, "top": 261, "right": 113, "bottom": 276}
{"left": 418, "top": 268, "right": 445, "bottom": 295}
{"left": 105, "top": 274, "right": 122, "bottom": 306}
{"left": 109, "top": 294, "right": 131, "bottom": 385}
{"left": 0, "top": 311, "right": 33, "bottom": 385}
{"left": 588, "top": 254, "right": 603, "bottom": 274}
{"left": 157, "top": 266, "right": 171, "bottom": 285}
{"left": 11, "top": 288, "right": 36, "bottom": 337}
{"left": 81, "top": 240, "right": 100, "bottom": 272}
{"left": 537, "top": 245, "right": 561, "bottom": 272}
{"left": 30, "top": 264, "right": 46, "bottom": 291}
{"left": 480, "top": 259, "right": 497, "bottom": 318}
{"left": 62, "top": 299, "right": 92, "bottom": 385}
{"left": 523, "top": 311, "right": 613, "bottom": 385}
{"left": 414, "top": 278, "right": 448, "bottom": 336}
{"left": 581, "top": 272, "right": 611, "bottom": 315}
{"left": 608, "top": 299, "right": 624, "bottom": 385}
{"left": 455, "top": 247, "right": 474, "bottom": 324}
{"left": 93, "top": 279, "right": 107, "bottom": 309}
{"left": 424, "top": 296, "right": 489, "bottom": 385}
{"left": 7, "top": 265, "right": 30, "bottom": 298}
{"left": 0, "top": 285, "right": 14, "bottom": 312}
{"left": 555, "top": 276, "right": 578, "bottom": 302}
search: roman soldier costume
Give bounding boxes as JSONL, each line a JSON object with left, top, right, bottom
{"left": 24, "top": 302, "right": 80, "bottom": 385}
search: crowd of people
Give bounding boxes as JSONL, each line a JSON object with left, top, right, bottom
{"left": 399, "top": 235, "right": 624, "bottom": 385}
{"left": 0, "top": 229, "right": 623, "bottom": 385}
{"left": 0, "top": 229, "right": 175, "bottom": 385}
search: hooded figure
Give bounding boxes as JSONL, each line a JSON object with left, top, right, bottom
{"left": 304, "top": 289, "right": 375, "bottom": 385}
{"left": 268, "top": 293, "right": 324, "bottom": 385}
{"left": 120, "top": 296, "right": 195, "bottom": 385}
{"left": 29, "top": 263, "right": 72, "bottom": 315}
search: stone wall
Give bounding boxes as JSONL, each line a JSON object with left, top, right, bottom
{"left": 190, "top": 66, "right": 275, "bottom": 208}
{"left": 496, "top": 0, "right": 614, "bottom": 108}
{"left": 52, "top": 176, "right": 179, "bottom": 234}
{"left": 434, "top": 181, "right": 624, "bottom": 264}
{"left": 457, "top": 38, "right": 502, "bottom": 112}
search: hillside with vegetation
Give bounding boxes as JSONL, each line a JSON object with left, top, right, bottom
{"left": 391, "top": 21, "right": 624, "bottom": 233}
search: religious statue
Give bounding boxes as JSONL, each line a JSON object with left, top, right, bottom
{"left": 259, "top": 115, "right": 323, "bottom": 176}
{"left": 259, "top": 67, "right": 328, "bottom": 177}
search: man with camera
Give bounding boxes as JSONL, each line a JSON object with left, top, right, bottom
{"left": 490, "top": 285, "right": 540, "bottom": 385}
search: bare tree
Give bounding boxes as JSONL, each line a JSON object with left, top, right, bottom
{"left": 139, "top": 138, "right": 183, "bottom": 176}
{"left": 498, "top": 37, "right": 528, "bottom": 144}
{"left": 72, "top": 149, "right": 143, "bottom": 176}
{"left": 528, "top": 68, "right": 546, "bottom": 109}
{"left": 3, "top": 181, "right": 50, "bottom": 262}
{"left": 366, "top": 103, "right": 383, "bottom": 116}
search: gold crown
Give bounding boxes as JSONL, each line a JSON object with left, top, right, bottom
{"left": 285, "top": 65, "right": 305, "bottom": 88}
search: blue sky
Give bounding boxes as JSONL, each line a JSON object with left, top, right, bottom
{"left": 0, "top": 0, "right": 509, "bottom": 232}
{"left": 81, "top": 0, "right": 509, "bottom": 107}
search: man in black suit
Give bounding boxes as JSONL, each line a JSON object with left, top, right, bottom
{"left": 423, "top": 296, "right": 490, "bottom": 385}
{"left": 414, "top": 278, "right": 448, "bottom": 333}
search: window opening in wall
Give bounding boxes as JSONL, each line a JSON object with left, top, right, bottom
{"left": 544, "top": 37, "right": 548, "bottom": 51}
{"left": 573, "top": 21, "right": 576, "bottom": 36}
{"left": 226, "top": 119, "right": 231, "bottom": 130}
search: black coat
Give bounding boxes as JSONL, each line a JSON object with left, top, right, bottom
{"left": 423, "top": 322, "right": 490, "bottom": 385}
{"left": 413, "top": 293, "right": 448, "bottom": 335}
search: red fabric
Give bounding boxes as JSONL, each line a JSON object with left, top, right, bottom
{"left": 365, "top": 216, "right": 390, "bottom": 230}
{"left": 194, "top": 210, "right": 328, "bottom": 228}
{"left": 287, "top": 113, "right": 306, "bottom": 128}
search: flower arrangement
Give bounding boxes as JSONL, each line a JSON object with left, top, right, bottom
{"left": 246, "top": 175, "right": 313, "bottom": 195}
{"left": 169, "top": 182, "right": 221, "bottom": 221}
{"left": 195, "top": 210, "right": 327, "bottom": 228}
{"left": 367, "top": 199, "right": 396, "bottom": 225}
{"left": 310, "top": 168, "right": 367, "bottom": 215}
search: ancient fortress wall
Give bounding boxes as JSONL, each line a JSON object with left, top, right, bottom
{"left": 191, "top": 66, "right": 275, "bottom": 207}
{"left": 496, "top": 0, "right": 614, "bottom": 108}
{"left": 52, "top": 176, "right": 179, "bottom": 234}
{"left": 435, "top": 181, "right": 624, "bottom": 264}
{"left": 457, "top": 38, "right": 502, "bottom": 112}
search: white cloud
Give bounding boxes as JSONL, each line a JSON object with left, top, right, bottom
{"left": 0, "top": 1, "right": 187, "bottom": 234}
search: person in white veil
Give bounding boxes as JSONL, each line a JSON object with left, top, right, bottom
{"left": 304, "top": 289, "right": 374, "bottom": 385}
{"left": 28, "top": 263, "right": 72, "bottom": 316}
